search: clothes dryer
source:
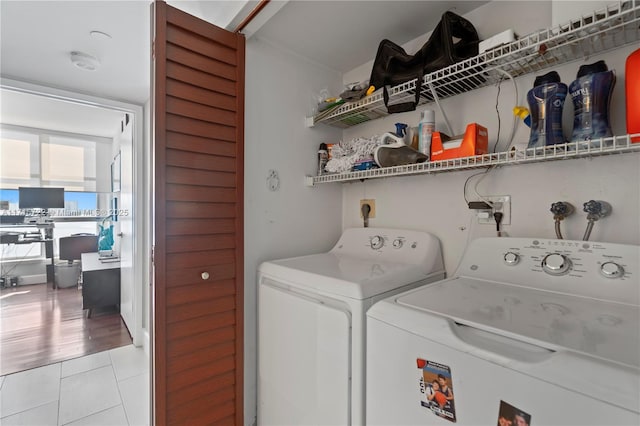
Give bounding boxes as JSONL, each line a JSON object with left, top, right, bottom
{"left": 258, "top": 228, "right": 444, "bottom": 426}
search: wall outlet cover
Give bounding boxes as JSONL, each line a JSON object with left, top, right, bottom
{"left": 477, "top": 195, "right": 511, "bottom": 225}
{"left": 267, "top": 170, "right": 280, "bottom": 192}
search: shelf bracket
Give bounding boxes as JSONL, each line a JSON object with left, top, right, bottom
{"left": 304, "top": 116, "right": 315, "bottom": 128}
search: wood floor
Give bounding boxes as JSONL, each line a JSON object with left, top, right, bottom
{"left": 0, "top": 283, "right": 132, "bottom": 376}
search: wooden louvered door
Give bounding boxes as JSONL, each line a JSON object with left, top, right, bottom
{"left": 152, "top": 2, "right": 244, "bottom": 425}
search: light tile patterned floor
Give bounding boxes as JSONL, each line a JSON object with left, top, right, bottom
{"left": 0, "top": 345, "right": 149, "bottom": 425}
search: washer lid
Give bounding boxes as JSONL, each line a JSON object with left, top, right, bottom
{"left": 393, "top": 277, "right": 640, "bottom": 369}
{"left": 259, "top": 253, "right": 442, "bottom": 300}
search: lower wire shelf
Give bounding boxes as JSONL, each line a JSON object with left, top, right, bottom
{"left": 305, "top": 134, "right": 640, "bottom": 186}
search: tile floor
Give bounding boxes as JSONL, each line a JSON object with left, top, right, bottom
{"left": 0, "top": 345, "right": 149, "bottom": 425}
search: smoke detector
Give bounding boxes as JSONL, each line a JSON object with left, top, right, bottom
{"left": 70, "top": 51, "right": 100, "bottom": 71}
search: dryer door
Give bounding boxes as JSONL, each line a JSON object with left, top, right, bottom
{"left": 258, "top": 278, "right": 352, "bottom": 425}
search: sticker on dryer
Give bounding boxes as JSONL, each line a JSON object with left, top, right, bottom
{"left": 417, "top": 358, "right": 456, "bottom": 422}
{"left": 497, "top": 400, "right": 531, "bottom": 426}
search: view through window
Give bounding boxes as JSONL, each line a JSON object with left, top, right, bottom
{"left": 1, "top": 127, "right": 110, "bottom": 262}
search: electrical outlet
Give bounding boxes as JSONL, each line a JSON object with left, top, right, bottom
{"left": 266, "top": 170, "right": 280, "bottom": 192}
{"left": 477, "top": 195, "right": 511, "bottom": 225}
{"left": 360, "top": 199, "right": 376, "bottom": 218}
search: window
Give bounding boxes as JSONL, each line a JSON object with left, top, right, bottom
{"left": 1, "top": 126, "right": 107, "bottom": 262}
{"left": 0, "top": 138, "right": 30, "bottom": 180}
{"left": 0, "top": 129, "right": 38, "bottom": 189}
{"left": 42, "top": 136, "right": 97, "bottom": 191}
{"left": 0, "top": 127, "right": 100, "bottom": 192}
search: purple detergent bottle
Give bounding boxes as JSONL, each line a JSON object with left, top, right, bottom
{"left": 527, "top": 71, "right": 568, "bottom": 148}
{"left": 569, "top": 60, "right": 616, "bottom": 145}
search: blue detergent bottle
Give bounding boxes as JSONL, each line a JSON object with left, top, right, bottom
{"left": 527, "top": 71, "right": 568, "bottom": 148}
{"left": 569, "top": 60, "right": 616, "bottom": 145}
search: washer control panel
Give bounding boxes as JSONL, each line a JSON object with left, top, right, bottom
{"left": 458, "top": 237, "right": 639, "bottom": 306}
{"left": 600, "top": 261, "right": 624, "bottom": 278}
{"left": 541, "top": 253, "right": 572, "bottom": 276}
{"left": 503, "top": 252, "right": 520, "bottom": 266}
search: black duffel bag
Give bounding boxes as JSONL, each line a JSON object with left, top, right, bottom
{"left": 369, "top": 11, "right": 480, "bottom": 113}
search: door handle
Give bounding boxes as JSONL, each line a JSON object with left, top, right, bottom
{"left": 201, "top": 272, "right": 210, "bottom": 280}
{"left": 117, "top": 232, "right": 124, "bottom": 237}
{"left": 451, "top": 322, "right": 555, "bottom": 363}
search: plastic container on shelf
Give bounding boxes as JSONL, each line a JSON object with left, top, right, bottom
{"left": 626, "top": 48, "right": 640, "bottom": 143}
{"left": 317, "top": 143, "right": 328, "bottom": 175}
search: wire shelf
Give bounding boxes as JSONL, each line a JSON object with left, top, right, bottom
{"left": 310, "top": 0, "right": 640, "bottom": 129}
{"left": 306, "top": 135, "right": 640, "bottom": 185}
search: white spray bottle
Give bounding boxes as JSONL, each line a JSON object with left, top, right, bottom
{"left": 418, "top": 109, "right": 435, "bottom": 159}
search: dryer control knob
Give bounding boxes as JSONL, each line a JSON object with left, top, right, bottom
{"left": 600, "top": 262, "right": 624, "bottom": 278}
{"left": 370, "top": 236, "right": 384, "bottom": 250}
{"left": 503, "top": 252, "right": 520, "bottom": 266}
{"left": 392, "top": 239, "right": 404, "bottom": 249}
{"left": 542, "top": 253, "right": 572, "bottom": 276}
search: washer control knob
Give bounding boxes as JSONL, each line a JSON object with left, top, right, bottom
{"left": 503, "top": 252, "right": 520, "bottom": 266}
{"left": 542, "top": 253, "right": 572, "bottom": 276}
{"left": 600, "top": 262, "right": 624, "bottom": 279}
{"left": 392, "top": 239, "right": 404, "bottom": 249}
{"left": 370, "top": 236, "right": 384, "bottom": 250}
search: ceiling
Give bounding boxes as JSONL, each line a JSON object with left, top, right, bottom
{"left": 0, "top": 0, "right": 488, "bottom": 137}
{"left": 0, "top": 1, "right": 151, "bottom": 105}
{"left": 0, "top": 0, "right": 248, "bottom": 138}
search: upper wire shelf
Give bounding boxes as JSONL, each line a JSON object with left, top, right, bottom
{"left": 310, "top": 0, "right": 640, "bottom": 129}
{"left": 305, "top": 135, "right": 640, "bottom": 185}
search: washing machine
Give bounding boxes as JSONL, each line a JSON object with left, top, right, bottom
{"left": 367, "top": 237, "right": 639, "bottom": 425}
{"left": 257, "top": 227, "right": 445, "bottom": 426}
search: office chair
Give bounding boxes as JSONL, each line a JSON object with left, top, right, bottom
{"left": 55, "top": 234, "right": 98, "bottom": 288}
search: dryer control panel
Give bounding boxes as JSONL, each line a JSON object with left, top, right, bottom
{"left": 330, "top": 228, "right": 444, "bottom": 274}
{"left": 457, "top": 237, "right": 639, "bottom": 306}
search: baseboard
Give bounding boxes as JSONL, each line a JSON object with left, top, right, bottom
{"left": 17, "top": 274, "right": 47, "bottom": 285}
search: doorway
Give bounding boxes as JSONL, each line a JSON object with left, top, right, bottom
{"left": 0, "top": 80, "right": 151, "bottom": 424}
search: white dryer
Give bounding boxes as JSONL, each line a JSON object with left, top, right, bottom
{"left": 367, "top": 237, "right": 639, "bottom": 425}
{"left": 258, "top": 228, "right": 444, "bottom": 426}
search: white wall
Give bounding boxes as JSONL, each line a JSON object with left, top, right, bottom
{"left": 340, "top": 1, "right": 640, "bottom": 275}
{"left": 244, "top": 36, "right": 344, "bottom": 425}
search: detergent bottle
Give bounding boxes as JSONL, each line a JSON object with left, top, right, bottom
{"left": 626, "top": 48, "right": 640, "bottom": 142}
{"left": 527, "top": 71, "right": 567, "bottom": 148}
{"left": 569, "top": 60, "right": 616, "bottom": 145}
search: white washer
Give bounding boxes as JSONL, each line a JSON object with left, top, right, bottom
{"left": 258, "top": 228, "right": 444, "bottom": 426}
{"left": 367, "top": 237, "right": 639, "bottom": 425}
